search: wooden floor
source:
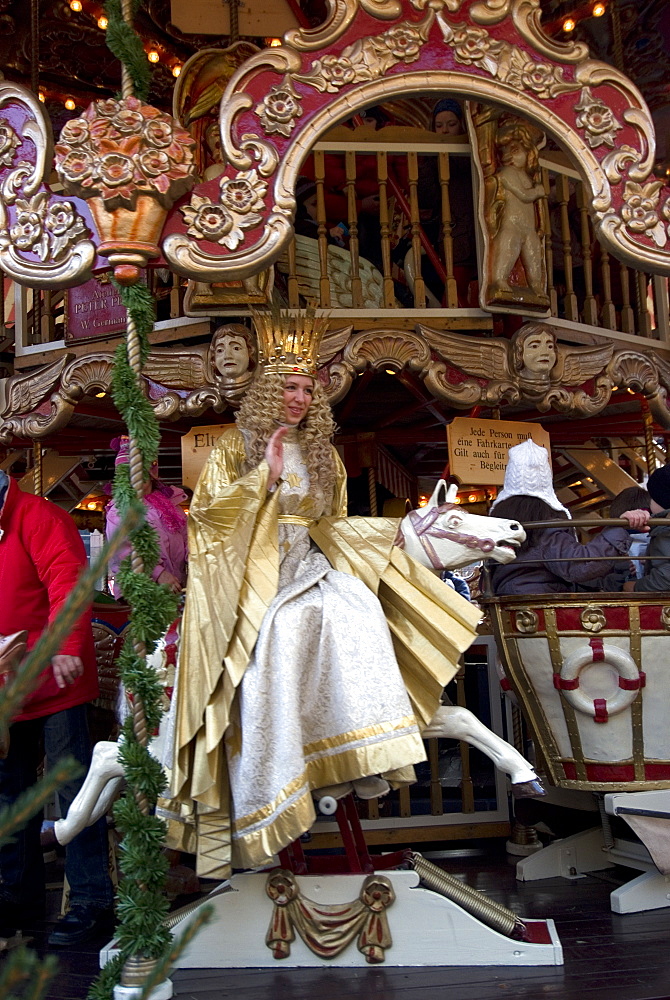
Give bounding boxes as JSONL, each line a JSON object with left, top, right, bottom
{"left": 25, "top": 840, "right": 670, "bottom": 1000}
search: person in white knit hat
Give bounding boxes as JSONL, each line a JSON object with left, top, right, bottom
{"left": 488, "top": 438, "right": 649, "bottom": 596}
{"left": 491, "top": 438, "right": 570, "bottom": 517}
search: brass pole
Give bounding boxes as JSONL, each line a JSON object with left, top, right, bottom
{"left": 642, "top": 405, "right": 657, "bottom": 475}
{"left": 32, "top": 442, "right": 42, "bottom": 497}
{"left": 367, "top": 466, "right": 378, "bottom": 516}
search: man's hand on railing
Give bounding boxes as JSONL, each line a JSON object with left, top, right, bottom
{"left": 620, "top": 509, "right": 651, "bottom": 532}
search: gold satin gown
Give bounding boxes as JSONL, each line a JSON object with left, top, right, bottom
{"left": 171, "top": 427, "right": 479, "bottom": 878}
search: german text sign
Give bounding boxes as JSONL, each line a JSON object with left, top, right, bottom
{"left": 181, "top": 424, "right": 233, "bottom": 491}
{"left": 65, "top": 277, "right": 127, "bottom": 341}
{"left": 447, "top": 417, "right": 550, "bottom": 485}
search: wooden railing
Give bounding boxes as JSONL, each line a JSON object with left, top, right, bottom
{"left": 6, "top": 133, "right": 670, "bottom": 358}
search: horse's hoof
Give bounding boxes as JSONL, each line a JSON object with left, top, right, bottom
{"left": 511, "top": 778, "right": 546, "bottom": 799}
{"left": 313, "top": 781, "right": 352, "bottom": 802}
{"left": 353, "top": 777, "right": 390, "bottom": 800}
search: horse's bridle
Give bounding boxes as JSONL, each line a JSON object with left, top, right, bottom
{"left": 397, "top": 503, "right": 496, "bottom": 571}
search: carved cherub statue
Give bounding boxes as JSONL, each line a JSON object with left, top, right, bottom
{"left": 488, "top": 121, "right": 548, "bottom": 303}
{"left": 471, "top": 107, "right": 549, "bottom": 311}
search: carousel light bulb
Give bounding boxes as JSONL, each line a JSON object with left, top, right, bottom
{"left": 38, "top": 91, "right": 46, "bottom": 102}
{"left": 562, "top": 17, "right": 576, "bottom": 31}
{"left": 267, "top": 37, "right": 282, "bottom": 47}
{"left": 97, "top": 15, "right": 108, "bottom": 29}
{"left": 64, "top": 98, "right": 76, "bottom": 110}
{"left": 147, "top": 49, "right": 160, "bottom": 63}
{"left": 592, "top": 2, "right": 606, "bottom": 15}
{"left": 454, "top": 496, "right": 462, "bottom": 504}
{"left": 172, "top": 63, "right": 182, "bottom": 77}
{"left": 468, "top": 494, "right": 477, "bottom": 503}
{"left": 69, "top": 0, "right": 82, "bottom": 9}
{"left": 86, "top": 501, "right": 97, "bottom": 510}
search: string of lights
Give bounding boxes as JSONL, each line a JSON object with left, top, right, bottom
{"left": 544, "top": 1, "right": 608, "bottom": 34}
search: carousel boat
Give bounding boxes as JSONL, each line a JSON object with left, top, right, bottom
{"left": 485, "top": 582, "right": 670, "bottom": 914}
{"left": 486, "top": 590, "right": 670, "bottom": 793}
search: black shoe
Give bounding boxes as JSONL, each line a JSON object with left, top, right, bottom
{"left": 47, "top": 905, "right": 114, "bottom": 948}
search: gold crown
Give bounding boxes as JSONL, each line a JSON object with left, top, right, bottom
{"left": 252, "top": 307, "right": 329, "bottom": 377}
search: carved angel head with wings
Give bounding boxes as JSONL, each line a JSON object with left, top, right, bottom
{"left": 511, "top": 323, "right": 557, "bottom": 382}
{"left": 420, "top": 321, "right": 614, "bottom": 406}
{"left": 209, "top": 323, "right": 256, "bottom": 382}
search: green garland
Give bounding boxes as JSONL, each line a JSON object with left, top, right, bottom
{"left": 104, "top": 0, "right": 152, "bottom": 102}
{"left": 88, "top": 282, "right": 179, "bottom": 1000}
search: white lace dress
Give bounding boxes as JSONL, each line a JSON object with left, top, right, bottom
{"left": 225, "top": 433, "right": 425, "bottom": 869}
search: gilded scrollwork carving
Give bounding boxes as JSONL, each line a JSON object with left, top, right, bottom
{"left": 343, "top": 329, "right": 432, "bottom": 375}
{"left": 0, "top": 355, "right": 73, "bottom": 422}
{"left": 1, "top": 0, "right": 670, "bottom": 296}
{"left": 436, "top": 14, "right": 578, "bottom": 99}
{"left": 293, "top": 10, "right": 435, "bottom": 94}
{"left": 581, "top": 606, "right": 606, "bottom": 633}
{"left": 574, "top": 88, "right": 622, "bottom": 149}
{"left": 255, "top": 78, "right": 303, "bottom": 137}
{"left": 620, "top": 180, "right": 666, "bottom": 248}
{"left": 0, "top": 83, "right": 96, "bottom": 288}
{"left": 515, "top": 609, "right": 539, "bottom": 634}
{"left": 181, "top": 168, "right": 267, "bottom": 253}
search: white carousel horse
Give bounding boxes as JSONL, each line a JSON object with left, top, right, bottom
{"left": 54, "top": 484, "right": 540, "bottom": 846}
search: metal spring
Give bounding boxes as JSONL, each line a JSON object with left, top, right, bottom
{"left": 163, "top": 884, "right": 233, "bottom": 930}
{"left": 410, "top": 852, "right": 526, "bottom": 940}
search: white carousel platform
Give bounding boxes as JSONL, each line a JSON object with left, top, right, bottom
{"left": 100, "top": 870, "right": 563, "bottom": 969}
{"left": 515, "top": 790, "right": 670, "bottom": 915}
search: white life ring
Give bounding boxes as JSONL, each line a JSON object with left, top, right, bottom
{"left": 557, "top": 642, "right": 644, "bottom": 722}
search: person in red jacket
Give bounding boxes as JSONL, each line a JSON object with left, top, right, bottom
{"left": 0, "top": 471, "right": 114, "bottom": 946}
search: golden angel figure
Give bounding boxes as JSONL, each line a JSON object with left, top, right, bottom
{"left": 170, "top": 310, "right": 479, "bottom": 878}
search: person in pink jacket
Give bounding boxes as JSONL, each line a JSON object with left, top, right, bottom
{"left": 0, "top": 470, "right": 114, "bottom": 946}
{"left": 105, "top": 436, "right": 188, "bottom": 598}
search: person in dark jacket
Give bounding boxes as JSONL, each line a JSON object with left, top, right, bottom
{"left": 581, "top": 485, "right": 651, "bottom": 592}
{"left": 0, "top": 471, "right": 114, "bottom": 945}
{"left": 628, "top": 465, "right": 670, "bottom": 592}
{"left": 488, "top": 439, "right": 649, "bottom": 596}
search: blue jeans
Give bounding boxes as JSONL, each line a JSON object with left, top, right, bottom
{"left": 0, "top": 704, "right": 114, "bottom": 911}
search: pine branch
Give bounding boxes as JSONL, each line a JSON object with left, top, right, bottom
{"left": 104, "top": 0, "right": 152, "bottom": 102}
{"left": 137, "top": 906, "right": 213, "bottom": 1000}
{"left": 0, "top": 948, "right": 58, "bottom": 999}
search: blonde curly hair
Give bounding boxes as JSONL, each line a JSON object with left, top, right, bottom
{"left": 236, "top": 370, "right": 337, "bottom": 511}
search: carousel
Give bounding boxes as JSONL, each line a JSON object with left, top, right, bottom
{"left": 0, "top": 0, "right": 670, "bottom": 995}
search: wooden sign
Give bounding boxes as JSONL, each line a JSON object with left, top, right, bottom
{"left": 181, "top": 424, "right": 233, "bottom": 491}
{"left": 65, "top": 277, "right": 127, "bottom": 342}
{"left": 447, "top": 417, "right": 550, "bottom": 486}
{"left": 170, "top": 0, "right": 299, "bottom": 35}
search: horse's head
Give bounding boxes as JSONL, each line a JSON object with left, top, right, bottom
{"left": 397, "top": 481, "right": 526, "bottom": 572}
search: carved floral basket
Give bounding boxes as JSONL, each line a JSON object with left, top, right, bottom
{"left": 484, "top": 593, "right": 670, "bottom": 792}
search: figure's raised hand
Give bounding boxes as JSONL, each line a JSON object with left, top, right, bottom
{"left": 265, "top": 426, "right": 288, "bottom": 488}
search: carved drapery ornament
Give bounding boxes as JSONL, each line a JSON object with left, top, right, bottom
{"left": 3, "top": 321, "right": 670, "bottom": 441}
{"left": 265, "top": 870, "right": 395, "bottom": 963}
